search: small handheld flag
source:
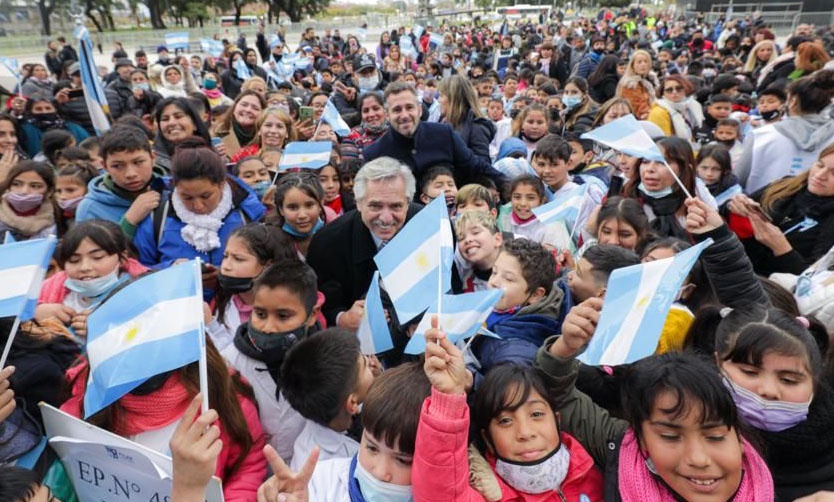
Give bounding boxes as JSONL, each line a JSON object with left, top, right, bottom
{"left": 83, "top": 260, "right": 204, "bottom": 417}
{"left": 532, "top": 184, "right": 589, "bottom": 227}
{"left": 356, "top": 272, "right": 394, "bottom": 355}
{"left": 277, "top": 141, "right": 333, "bottom": 171}
{"left": 405, "top": 289, "right": 503, "bottom": 354}
{"left": 234, "top": 57, "right": 252, "bottom": 80}
{"left": 74, "top": 25, "right": 110, "bottom": 136}
{"left": 578, "top": 239, "right": 713, "bottom": 366}
{"left": 321, "top": 99, "right": 351, "bottom": 137}
{"left": 200, "top": 38, "right": 224, "bottom": 57}
{"left": 0, "top": 237, "right": 57, "bottom": 368}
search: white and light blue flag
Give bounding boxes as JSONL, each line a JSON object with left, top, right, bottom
{"left": 405, "top": 289, "right": 503, "bottom": 354}
{"left": 0, "top": 237, "right": 56, "bottom": 320}
{"left": 200, "top": 38, "right": 224, "bottom": 57}
{"left": 533, "top": 184, "right": 588, "bottom": 227}
{"left": 578, "top": 239, "right": 713, "bottom": 366}
{"left": 356, "top": 272, "right": 393, "bottom": 355}
{"left": 581, "top": 114, "right": 665, "bottom": 162}
{"left": 714, "top": 184, "right": 743, "bottom": 207}
{"left": 375, "top": 194, "right": 454, "bottom": 323}
{"left": 165, "top": 32, "right": 189, "bottom": 50}
{"left": 321, "top": 99, "right": 350, "bottom": 137}
{"left": 278, "top": 141, "right": 332, "bottom": 171}
{"left": 83, "top": 260, "right": 204, "bottom": 417}
{"left": 74, "top": 25, "right": 110, "bottom": 136}
{"left": 234, "top": 56, "right": 252, "bottom": 80}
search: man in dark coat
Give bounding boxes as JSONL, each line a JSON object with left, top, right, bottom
{"left": 363, "top": 81, "right": 505, "bottom": 188}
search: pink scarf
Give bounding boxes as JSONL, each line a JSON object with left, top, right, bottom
{"left": 618, "top": 429, "right": 774, "bottom": 502}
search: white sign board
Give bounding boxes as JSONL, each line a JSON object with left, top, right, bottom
{"left": 41, "top": 403, "right": 224, "bottom": 502}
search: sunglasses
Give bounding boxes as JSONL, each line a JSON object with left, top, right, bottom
{"left": 664, "top": 86, "right": 684, "bottom": 94}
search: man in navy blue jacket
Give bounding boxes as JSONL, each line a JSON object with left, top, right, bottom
{"left": 364, "top": 81, "right": 505, "bottom": 188}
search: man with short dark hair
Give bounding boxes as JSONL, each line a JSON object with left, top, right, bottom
{"left": 364, "top": 82, "right": 505, "bottom": 187}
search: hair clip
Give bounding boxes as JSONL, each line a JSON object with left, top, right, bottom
{"left": 796, "top": 316, "right": 810, "bottom": 329}
{"left": 719, "top": 307, "right": 733, "bottom": 318}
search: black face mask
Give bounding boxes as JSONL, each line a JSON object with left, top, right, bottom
{"left": 548, "top": 108, "right": 560, "bottom": 121}
{"left": 719, "top": 139, "right": 736, "bottom": 148}
{"left": 217, "top": 273, "right": 255, "bottom": 294}
{"left": 760, "top": 108, "right": 781, "bottom": 121}
{"left": 509, "top": 109, "right": 521, "bottom": 119}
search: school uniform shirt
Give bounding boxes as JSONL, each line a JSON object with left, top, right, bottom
{"left": 308, "top": 457, "right": 352, "bottom": 502}
{"left": 221, "top": 342, "right": 306, "bottom": 463}
{"left": 206, "top": 298, "right": 246, "bottom": 352}
{"left": 290, "top": 419, "right": 359, "bottom": 471}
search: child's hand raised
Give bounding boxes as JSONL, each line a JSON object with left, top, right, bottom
{"left": 257, "top": 445, "right": 318, "bottom": 502}
{"left": 424, "top": 315, "right": 470, "bottom": 395}
{"left": 170, "top": 394, "right": 222, "bottom": 501}
{"left": 549, "top": 297, "right": 604, "bottom": 358}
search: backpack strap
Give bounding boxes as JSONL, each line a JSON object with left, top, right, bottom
{"left": 152, "top": 197, "right": 170, "bottom": 246}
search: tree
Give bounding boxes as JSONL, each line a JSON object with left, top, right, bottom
{"left": 37, "top": 0, "right": 60, "bottom": 35}
{"left": 143, "top": 0, "right": 166, "bottom": 29}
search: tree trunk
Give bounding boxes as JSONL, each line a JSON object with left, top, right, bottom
{"left": 38, "top": 0, "right": 53, "bottom": 35}
{"left": 145, "top": 0, "right": 166, "bottom": 29}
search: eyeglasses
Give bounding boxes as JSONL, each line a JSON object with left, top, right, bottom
{"left": 664, "top": 86, "right": 684, "bottom": 94}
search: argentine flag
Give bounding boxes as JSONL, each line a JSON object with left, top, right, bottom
{"left": 165, "top": 32, "right": 189, "bottom": 51}
{"left": 356, "top": 272, "right": 393, "bottom": 355}
{"left": 375, "top": 195, "right": 454, "bottom": 324}
{"left": 200, "top": 38, "right": 224, "bottom": 57}
{"left": 532, "top": 184, "right": 588, "bottom": 227}
{"left": 74, "top": 25, "right": 110, "bottom": 136}
{"left": 84, "top": 261, "right": 204, "bottom": 417}
{"left": 405, "top": 289, "right": 503, "bottom": 354}
{"left": 321, "top": 99, "right": 350, "bottom": 137}
{"left": 0, "top": 237, "right": 56, "bottom": 320}
{"left": 581, "top": 114, "right": 665, "bottom": 162}
{"left": 278, "top": 141, "right": 332, "bottom": 171}
{"left": 578, "top": 239, "right": 713, "bottom": 366}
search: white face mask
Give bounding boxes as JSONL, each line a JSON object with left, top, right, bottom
{"left": 357, "top": 74, "right": 380, "bottom": 92}
{"left": 353, "top": 457, "right": 413, "bottom": 502}
{"left": 495, "top": 445, "right": 571, "bottom": 494}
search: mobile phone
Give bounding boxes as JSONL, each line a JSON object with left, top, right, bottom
{"left": 747, "top": 202, "right": 773, "bottom": 222}
{"left": 67, "top": 88, "right": 84, "bottom": 99}
{"left": 299, "top": 106, "right": 314, "bottom": 122}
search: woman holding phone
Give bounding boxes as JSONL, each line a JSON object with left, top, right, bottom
{"left": 729, "top": 142, "right": 834, "bottom": 276}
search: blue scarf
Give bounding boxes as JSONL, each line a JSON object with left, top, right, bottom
{"left": 347, "top": 455, "right": 367, "bottom": 502}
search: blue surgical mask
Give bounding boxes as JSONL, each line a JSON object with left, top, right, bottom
{"left": 638, "top": 182, "right": 674, "bottom": 199}
{"left": 132, "top": 82, "right": 150, "bottom": 92}
{"left": 65, "top": 266, "right": 122, "bottom": 299}
{"left": 723, "top": 376, "right": 811, "bottom": 432}
{"left": 561, "top": 95, "right": 582, "bottom": 110}
{"left": 353, "top": 457, "right": 413, "bottom": 502}
{"left": 282, "top": 219, "right": 324, "bottom": 239}
{"left": 252, "top": 180, "right": 271, "bottom": 199}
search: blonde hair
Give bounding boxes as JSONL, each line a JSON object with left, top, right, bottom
{"left": 437, "top": 74, "right": 484, "bottom": 129}
{"left": 621, "top": 50, "right": 653, "bottom": 81}
{"left": 761, "top": 142, "right": 834, "bottom": 212}
{"left": 242, "top": 76, "right": 268, "bottom": 92}
{"left": 454, "top": 209, "right": 499, "bottom": 238}
{"left": 256, "top": 107, "right": 297, "bottom": 148}
{"left": 744, "top": 40, "right": 777, "bottom": 73}
{"left": 455, "top": 183, "right": 496, "bottom": 210}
